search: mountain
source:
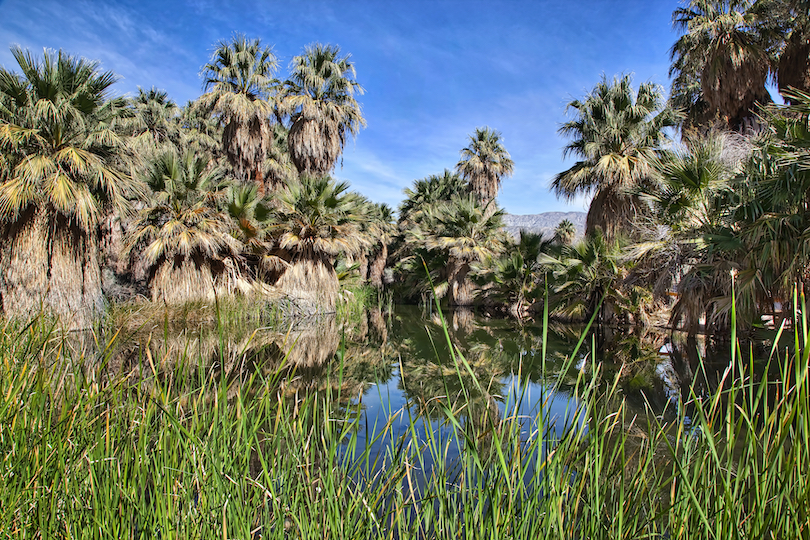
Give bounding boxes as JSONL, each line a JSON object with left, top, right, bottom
{"left": 502, "top": 212, "right": 586, "bottom": 239}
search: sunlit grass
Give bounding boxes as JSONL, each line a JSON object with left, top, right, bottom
{"left": 1, "top": 295, "right": 809, "bottom": 538}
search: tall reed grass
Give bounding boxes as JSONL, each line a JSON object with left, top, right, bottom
{"left": 0, "top": 294, "right": 808, "bottom": 538}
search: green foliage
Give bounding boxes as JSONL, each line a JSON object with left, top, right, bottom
{"left": 0, "top": 46, "right": 135, "bottom": 230}
{"left": 473, "top": 231, "right": 554, "bottom": 315}
{"left": 270, "top": 175, "right": 368, "bottom": 261}
{"left": 552, "top": 74, "right": 676, "bottom": 241}
{"left": 2, "top": 297, "right": 810, "bottom": 538}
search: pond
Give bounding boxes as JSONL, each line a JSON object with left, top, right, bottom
{"left": 7, "top": 305, "right": 803, "bottom": 538}
{"left": 92, "top": 304, "right": 751, "bottom": 458}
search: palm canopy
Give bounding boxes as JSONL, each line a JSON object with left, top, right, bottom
{"left": 270, "top": 175, "right": 368, "bottom": 261}
{"left": 0, "top": 46, "right": 134, "bottom": 326}
{"left": 0, "top": 46, "right": 134, "bottom": 231}
{"left": 552, "top": 74, "right": 675, "bottom": 240}
{"left": 398, "top": 169, "right": 467, "bottom": 226}
{"left": 553, "top": 219, "right": 577, "bottom": 245}
{"left": 549, "top": 232, "right": 628, "bottom": 323}
{"left": 670, "top": 0, "right": 775, "bottom": 131}
{"left": 283, "top": 43, "right": 365, "bottom": 177}
{"left": 269, "top": 174, "right": 368, "bottom": 313}
{"left": 200, "top": 34, "right": 278, "bottom": 186}
{"left": 129, "top": 150, "right": 238, "bottom": 268}
{"left": 124, "top": 86, "right": 182, "bottom": 155}
{"left": 456, "top": 127, "right": 514, "bottom": 205}
{"left": 425, "top": 194, "right": 507, "bottom": 264}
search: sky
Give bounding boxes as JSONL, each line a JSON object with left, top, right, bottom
{"left": 0, "top": 0, "right": 680, "bottom": 215}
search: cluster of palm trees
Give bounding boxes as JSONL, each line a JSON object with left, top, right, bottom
{"left": 4, "top": 0, "right": 810, "bottom": 335}
{"left": 393, "top": 0, "right": 810, "bottom": 333}
{"left": 539, "top": 0, "right": 810, "bottom": 333}
{"left": 0, "top": 37, "right": 385, "bottom": 326}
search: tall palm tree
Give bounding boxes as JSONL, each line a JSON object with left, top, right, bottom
{"left": 0, "top": 47, "right": 134, "bottom": 328}
{"left": 552, "top": 74, "right": 675, "bottom": 241}
{"left": 456, "top": 127, "right": 514, "bottom": 210}
{"left": 128, "top": 150, "right": 244, "bottom": 304}
{"left": 670, "top": 0, "right": 775, "bottom": 131}
{"left": 269, "top": 175, "right": 367, "bottom": 313}
{"left": 200, "top": 35, "right": 278, "bottom": 191}
{"left": 282, "top": 43, "right": 365, "bottom": 177}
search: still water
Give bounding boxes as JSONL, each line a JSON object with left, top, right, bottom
{"left": 92, "top": 304, "right": 750, "bottom": 458}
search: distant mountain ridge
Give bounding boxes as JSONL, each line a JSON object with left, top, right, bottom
{"left": 502, "top": 212, "right": 586, "bottom": 239}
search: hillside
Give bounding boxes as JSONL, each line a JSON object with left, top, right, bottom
{"left": 502, "top": 212, "right": 586, "bottom": 239}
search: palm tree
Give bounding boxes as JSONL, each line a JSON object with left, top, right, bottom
{"left": 775, "top": 0, "right": 810, "bottom": 101}
{"left": 126, "top": 87, "right": 182, "bottom": 157}
{"left": 0, "top": 47, "right": 135, "bottom": 328}
{"left": 456, "top": 127, "right": 514, "bottom": 210}
{"left": 552, "top": 74, "right": 675, "bottom": 241}
{"left": 641, "top": 132, "right": 744, "bottom": 332}
{"left": 549, "top": 232, "right": 627, "bottom": 324}
{"left": 223, "top": 181, "right": 289, "bottom": 283}
{"left": 424, "top": 195, "right": 507, "bottom": 306}
{"left": 179, "top": 98, "right": 222, "bottom": 158}
{"left": 670, "top": 0, "right": 775, "bottom": 131}
{"left": 398, "top": 169, "right": 467, "bottom": 227}
{"left": 733, "top": 92, "right": 810, "bottom": 320}
{"left": 553, "top": 219, "right": 577, "bottom": 245}
{"left": 282, "top": 43, "right": 365, "bottom": 177}
{"left": 477, "top": 231, "right": 553, "bottom": 317}
{"left": 366, "top": 202, "right": 395, "bottom": 288}
{"left": 269, "top": 175, "right": 368, "bottom": 314}
{"left": 393, "top": 170, "right": 474, "bottom": 304}
{"left": 264, "top": 122, "right": 296, "bottom": 189}
{"left": 128, "top": 150, "right": 244, "bottom": 304}
{"left": 200, "top": 35, "right": 278, "bottom": 191}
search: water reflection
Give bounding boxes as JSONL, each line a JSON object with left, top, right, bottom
{"left": 47, "top": 305, "right": 767, "bottom": 448}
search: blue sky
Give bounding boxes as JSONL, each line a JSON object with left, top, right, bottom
{"left": 0, "top": 0, "right": 679, "bottom": 215}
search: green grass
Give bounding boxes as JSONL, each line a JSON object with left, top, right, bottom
{"left": 1, "top": 298, "right": 809, "bottom": 538}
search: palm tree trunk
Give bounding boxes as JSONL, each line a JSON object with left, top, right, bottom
{"left": 369, "top": 243, "right": 387, "bottom": 288}
{"left": 448, "top": 259, "right": 475, "bottom": 307}
{"left": 0, "top": 206, "right": 103, "bottom": 329}
{"left": 277, "top": 256, "right": 339, "bottom": 314}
